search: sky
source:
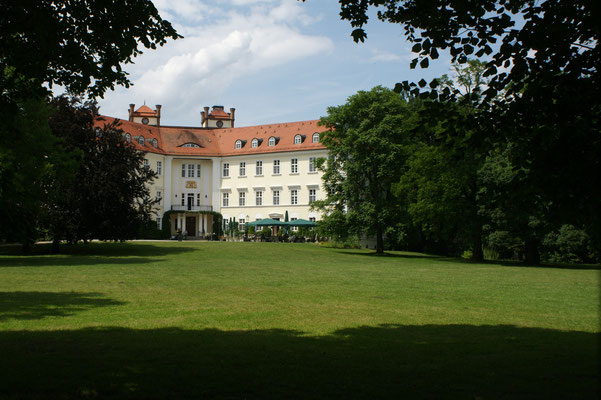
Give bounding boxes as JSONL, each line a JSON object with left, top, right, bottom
{"left": 97, "top": 0, "right": 454, "bottom": 127}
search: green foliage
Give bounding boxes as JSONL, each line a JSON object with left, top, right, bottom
{"left": 0, "top": 3, "right": 180, "bottom": 250}
{"left": 542, "top": 225, "right": 594, "bottom": 264}
{"left": 0, "top": 1, "right": 181, "bottom": 97}
{"left": 321, "top": 1, "right": 601, "bottom": 264}
{"left": 44, "top": 96, "right": 158, "bottom": 248}
{"left": 315, "top": 86, "right": 419, "bottom": 253}
{"left": 0, "top": 96, "right": 57, "bottom": 250}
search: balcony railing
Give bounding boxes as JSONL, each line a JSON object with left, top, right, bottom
{"left": 171, "top": 205, "right": 213, "bottom": 212}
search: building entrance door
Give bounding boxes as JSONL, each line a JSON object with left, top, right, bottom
{"left": 186, "top": 216, "right": 196, "bottom": 236}
{"left": 187, "top": 194, "right": 194, "bottom": 210}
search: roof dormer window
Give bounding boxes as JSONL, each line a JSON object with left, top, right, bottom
{"left": 235, "top": 140, "right": 242, "bottom": 149}
{"left": 294, "top": 134, "right": 302, "bottom": 145}
{"left": 268, "top": 137, "right": 276, "bottom": 146}
{"left": 125, "top": 133, "right": 131, "bottom": 143}
{"left": 312, "top": 132, "right": 320, "bottom": 143}
{"left": 152, "top": 139, "right": 158, "bottom": 148}
{"left": 138, "top": 136, "right": 145, "bottom": 146}
{"left": 251, "top": 138, "right": 259, "bottom": 148}
{"left": 181, "top": 142, "right": 200, "bottom": 148}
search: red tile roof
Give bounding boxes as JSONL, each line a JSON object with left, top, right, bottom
{"left": 134, "top": 105, "right": 157, "bottom": 116}
{"left": 94, "top": 116, "right": 328, "bottom": 157}
{"left": 209, "top": 108, "right": 231, "bottom": 119}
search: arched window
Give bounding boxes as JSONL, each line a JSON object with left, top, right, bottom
{"left": 95, "top": 127, "right": 103, "bottom": 138}
{"left": 235, "top": 140, "right": 242, "bottom": 149}
{"left": 152, "top": 139, "right": 158, "bottom": 148}
{"left": 138, "top": 136, "right": 145, "bottom": 146}
{"left": 181, "top": 143, "right": 200, "bottom": 148}
{"left": 251, "top": 138, "right": 259, "bottom": 148}
{"left": 125, "top": 133, "right": 131, "bottom": 143}
{"left": 294, "top": 134, "right": 302, "bottom": 145}
{"left": 268, "top": 137, "right": 276, "bottom": 146}
{"left": 312, "top": 132, "right": 320, "bottom": 143}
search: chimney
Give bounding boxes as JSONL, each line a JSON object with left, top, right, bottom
{"left": 230, "top": 107, "right": 236, "bottom": 128}
{"left": 155, "top": 105, "right": 161, "bottom": 126}
{"left": 128, "top": 104, "right": 135, "bottom": 121}
{"left": 203, "top": 106, "right": 210, "bottom": 127}
{"left": 200, "top": 111, "right": 206, "bottom": 125}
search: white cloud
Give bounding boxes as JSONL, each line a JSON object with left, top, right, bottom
{"left": 98, "top": 0, "right": 333, "bottom": 125}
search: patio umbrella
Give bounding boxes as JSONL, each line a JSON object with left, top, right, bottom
{"left": 285, "top": 218, "right": 316, "bottom": 227}
{"left": 248, "top": 218, "right": 288, "bottom": 227}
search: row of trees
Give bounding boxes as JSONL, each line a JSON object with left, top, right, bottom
{"left": 314, "top": 72, "right": 598, "bottom": 264}
{"left": 1, "top": 1, "right": 180, "bottom": 252}
{"left": 309, "top": 0, "right": 599, "bottom": 264}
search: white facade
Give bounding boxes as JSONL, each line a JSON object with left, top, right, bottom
{"left": 114, "top": 104, "right": 328, "bottom": 237}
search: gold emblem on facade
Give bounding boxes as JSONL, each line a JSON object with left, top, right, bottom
{"left": 185, "top": 181, "right": 197, "bottom": 189}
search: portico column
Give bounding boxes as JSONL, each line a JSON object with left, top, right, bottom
{"left": 182, "top": 213, "right": 187, "bottom": 234}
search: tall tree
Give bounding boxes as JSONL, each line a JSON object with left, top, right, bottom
{"left": 0, "top": 1, "right": 179, "bottom": 249}
{"left": 397, "top": 60, "right": 490, "bottom": 261}
{"left": 314, "top": 86, "right": 418, "bottom": 253}
{"left": 45, "top": 96, "right": 157, "bottom": 252}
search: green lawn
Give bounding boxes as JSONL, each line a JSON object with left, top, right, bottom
{"left": 1, "top": 242, "right": 599, "bottom": 399}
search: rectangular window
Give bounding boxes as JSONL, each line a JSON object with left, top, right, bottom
{"left": 157, "top": 161, "right": 162, "bottom": 175}
{"left": 291, "top": 158, "right": 298, "bottom": 173}
{"left": 156, "top": 191, "right": 162, "bottom": 205}
{"left": 239, "top": 162, "right": 246, "bottom": 176}
{"left": 273, "top": 160, "right": 280, "bottom": 174}
{"left": 256, "top": 191, "right": 263, "bottom": 206}
{"left": 238, "top": 218, "right": 246, "bottom": 232}
{"left": 256, "top": 161, "right": 263, "bottom": 176}
{"left": 291, "top": 189, "right": 298, "bottom": 205}
{"left": 197, "top": 164, "right": 201, "bottom": 178}
{"left": 196, "top": 193, "right": 201, "bottom": 206}
{"left": 239, "top": 192, "right": 246, "bottom": 206}
{"left": 223, "top": 163, "right": 229, "bottom": 177}
{"left": 309, "top": 189, "right": 316, "bottom": 203}
{"left": 143, "top": 159, "right": 149, "bottom": 169}
{"left": 223, "top": 192, "right": 229, "bottom": 207}
{"left": 182, "top": 164, "right": 186, "bottom": 177}
{"left": 273, "top": 190, "right": 280, "bottom": 205}
{"left": 156, "top": 217, "right": 162, "bottom": 230}
{"left": 188, "top": 164, "right": 194, "bottom": 178}
{"left": 290, "top": 217, "right": 298, "bottom": 231}
{"left": 309, "top": 157, "right": 316, "bottom": 172}
{"left": 181, "top": 193, "right": 185, "bottom": 206}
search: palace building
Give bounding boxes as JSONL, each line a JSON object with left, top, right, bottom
{"left": 97, "top": 104, "right": 329, "bottom": 237}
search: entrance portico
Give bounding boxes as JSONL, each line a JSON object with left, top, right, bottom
{"left": 172, "top": 212, "right": 214, "bottom": 238}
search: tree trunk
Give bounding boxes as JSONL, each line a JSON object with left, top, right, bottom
{"left": 470, "top": 232, "right": 484, "bottom": 262}
{"left": 51, "top": 237, "right": 61, "bottom": 254}
{"left": 376, "top": 224, "right": 384, "bottom": 254}
{"left": 524, "top": 238, "right": 540, "bottom": 265}
{"left": 470, "top": 223, "right": 484, "bottom": 262}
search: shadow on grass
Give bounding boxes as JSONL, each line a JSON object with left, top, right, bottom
{"left": 0, "top": 324, "right": 598, "bottom": 399}
{"left": 334, "top": 250, "right": 600, "bottom": 270}
{"left": 334, "top": 249, "right": 438, "bottom": 259}
{"left": 0, "top": 242, "right": 198, "bottom": 268}
{"left": 435, "top": 256, "right": 601, "bottom": 270}
{"left": 0, "top": 291, "right": 125, "bottom": 321}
